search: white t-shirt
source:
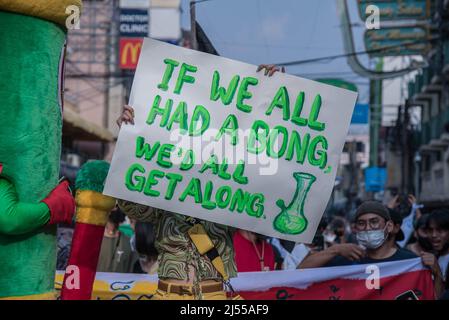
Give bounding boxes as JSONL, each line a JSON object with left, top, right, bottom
{"left": 283, "top": 244, "right": 310, "bottom": 270}
{"left": 269, "top": 238, "right": 310, "bottom": 270}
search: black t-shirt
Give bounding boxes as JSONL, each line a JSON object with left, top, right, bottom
{"left": 325, "top": 247, "right": 418, "bottom": 267}
{"left": 439, "top": 290, "right": 449, "bottom": 300}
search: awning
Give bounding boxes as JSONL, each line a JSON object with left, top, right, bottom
{"left": 63, "top": 106, "right": 114, "bottom": 142}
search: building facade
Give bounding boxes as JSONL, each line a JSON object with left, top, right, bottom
{"left": 408, "top": 0, "right": 449, "bottom": 207}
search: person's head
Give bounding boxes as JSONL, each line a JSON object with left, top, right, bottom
{"left": 329, "top": 216, "right": 347, "bottom": 238}
{"left": 354, "top": 201, "right": 394, "bottom": 250}
{"left": 134, "top": 222, "right": 158, "bottom": 260}
{"left": 427, "top": 209, "right": 449, "bottom": 254}
{"left": 413, "top": 214, "right": 432, "bottom": 251}
{"left": 387, "top": 208, "right": 405, "bottom": 243}
{"left": 107, "top": 206, "right": 126, "bottom": 231}
{"left": 396, "top": 194, "right": 412, "bottom": 218}
{"left": 324, "top": 216, "right": 347, "bottom": 244}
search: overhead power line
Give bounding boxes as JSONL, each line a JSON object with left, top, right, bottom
{"left": 273, "top": 37, "right": 439, "bottom": 67}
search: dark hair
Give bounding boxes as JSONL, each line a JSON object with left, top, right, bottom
{"left": 330, "top": 216, "right": 346, "bottom": 231}
{"left": 396, "top": 194, "right": 412, "bottom": 218}
{"left": 134, "top": 222, "right": 158, "bottom": 259}
{"left": 414, "top": 214, "right": 430, "bottom": 230}
{"left": 318, "top": 216, "right": 329, "bottom": 230}
{"left": 108, "top": 207, "right": 126, "bottom": 226}
{"left": 427, "top": 209, "right": 449, "bottom": 231}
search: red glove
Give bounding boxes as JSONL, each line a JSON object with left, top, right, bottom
{"left": 42, "top": 180, "right": 75, "bottom": 225}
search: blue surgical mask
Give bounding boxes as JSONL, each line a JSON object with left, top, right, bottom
{"left": 356, "top": 226, "right": 387, "bottom": 249}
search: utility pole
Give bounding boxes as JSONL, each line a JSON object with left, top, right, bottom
{"left": 348, "top": 140, "right": 360, "bottom": 206}
{"left": 369, "top": 58, "right": 384, "bottom": 167}
{"left": 190, "top": 0, "right": 198, "bottom": 50}
{"left": 102, "top": 22, "right": 111, "bottom": 159}
{"left": 400, "top": 100, "right": 411, "bottom": 194}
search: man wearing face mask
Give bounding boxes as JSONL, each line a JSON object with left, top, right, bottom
{"left": 299, "top": 201, "right": 441, "bottom": 276}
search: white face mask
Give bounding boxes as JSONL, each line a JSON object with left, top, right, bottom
{"left": 324, "top": 233, "right": 337, "bottom": 243}
{"left": 323, "top": 229, "right": 337, "bottom": 243}
{"left": 356, "top": 226, "right": 387, "bottom": 249}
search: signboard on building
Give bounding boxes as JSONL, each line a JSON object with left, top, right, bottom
{"left": 150, "top": 0, "right": 181, "bottom": 8}
{"left": 365, "top": 167, "right": 387, "bottom": 192}
{"left": 358, "top": 0, "right": 430, "bottom": 21}
{"left": 120, "top": 0, "right": 149, "bottom": 9}
{"left": 147, "top": 0, "right": 181, "bottom": 41}
{"left": 348, "top": 104, "right": 369, "bottom": 136}
{"left": 119, "top": 38, "right": 143, "bottom": 69}
{"left": 120, "top": 9, "right": 148, "bottom": 37}
{"left": 149, "top": 7, "right": 181, "bottom": 40}
{"left": 364, "top": 26, "right": 430, "bottom": 57}
{"left": 351, "top": 104, "right": 369, "bottom": 124}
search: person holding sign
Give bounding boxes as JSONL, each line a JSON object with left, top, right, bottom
{"left": 116, "top": 64, "right": 285, "bottom": 300}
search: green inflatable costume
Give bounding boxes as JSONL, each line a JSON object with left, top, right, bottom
{"left": 0, "top": 0, "right": 82, "bottom": 299}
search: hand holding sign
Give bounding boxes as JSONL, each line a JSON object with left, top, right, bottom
{"left": 117, "top": 105, "right": 135, "bottom": 127}
{"left": 104, "top": 38, "right": 357, "bottom": 242}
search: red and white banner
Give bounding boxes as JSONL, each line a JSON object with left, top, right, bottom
{"left": 56, "top": 258, "right": 434, "bottom": 300}
{"left": 233, "top": 258, "right": 434, "bottom": 300}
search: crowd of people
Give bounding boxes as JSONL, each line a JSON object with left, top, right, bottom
{"left": 55, "top": 65, "right": 449, "bottom": 300}
{"left": 56, "top": 193, "right": 449, "bottom": 300}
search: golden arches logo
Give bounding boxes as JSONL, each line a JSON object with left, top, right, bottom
{"left": 121, "top": 40, "right": 142, "bottom": 67}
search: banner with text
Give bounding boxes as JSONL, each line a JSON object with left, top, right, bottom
{"left": 55, "top": 258, "right": 434, "bottom": 300}
{"left": 104, "top": 38, "right": 358, "bottom": 242}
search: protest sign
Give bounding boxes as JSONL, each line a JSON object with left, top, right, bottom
{"left": 104, "top": 38, "right": 357, "bottom": 242}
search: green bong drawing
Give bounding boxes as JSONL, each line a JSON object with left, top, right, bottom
{"left": 273, "top": 172, "right": 316, "bottom": 235}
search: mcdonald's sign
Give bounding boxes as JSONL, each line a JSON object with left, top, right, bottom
{"left": 119, "top": 38, "right": 143, "bottom": 69}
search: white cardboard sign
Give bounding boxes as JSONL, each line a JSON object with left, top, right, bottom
{"left": 104, "top": 38, "right": 357, "bottom": 242}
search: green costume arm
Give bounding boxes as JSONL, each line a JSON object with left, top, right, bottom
{"left": 0, "top": 179, "right": 50, "bottom": 235}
